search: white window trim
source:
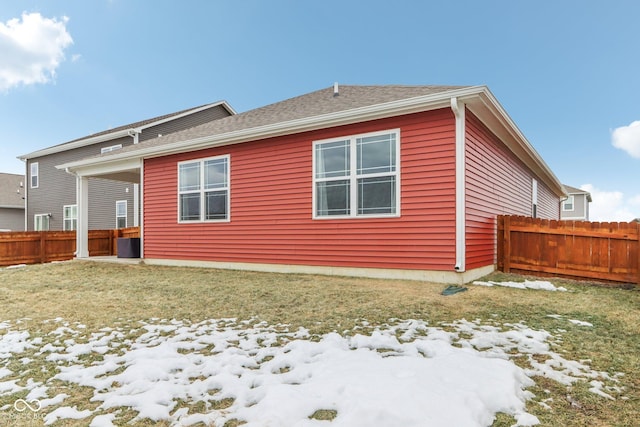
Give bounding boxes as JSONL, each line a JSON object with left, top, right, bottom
{"left": 177, "top": 154, "right": 231, "bottom": 223}
{"left": 101, "top": 144, "right": 123, "bottom": 154}
{"left": 63, "top": 204, "right": 77, "bottom": 231}
{"left": 562, "top": 195, "right": 575, "bottom": 211}
{"left": 532, "top": 178, "right": 538, "bottom": 218}
{"left": 34, "top": 213, "right": 49, "bottom": 231}
{"left": 30, "top": 162, "right": 39, "bottom": 189}
{"left": 116, "top": 200, "right": 127, "bottom": 228}
{"left": 312, "top": 129, "right": 401, "bottom": 220}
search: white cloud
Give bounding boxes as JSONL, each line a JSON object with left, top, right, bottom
{"left": 580, "top": 184, "right": 638, "bottom": 222}
{"left": 0, "top": 12, "right": 73, "bottom": 91}
{"left": 611, "top": 121, "right": 640, "bottom": 159}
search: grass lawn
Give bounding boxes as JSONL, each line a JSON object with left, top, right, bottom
{"left": 0, "top": 260, "right": 638, "bottom": 426}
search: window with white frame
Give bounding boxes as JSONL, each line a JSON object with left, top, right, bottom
{"left": 116, "top": 200, "right": 127, "bottom": 228}
{"left": 30, "top": 162, "right": 39, "bottom": 188}
{"left": 532, "top": 178, "right": 538, "bottom": 218}
{"left": 313, "top": 130, "right": 399, "bottom": 218}
{"left": 63, "top": 205, "right": 77, "bottom": 231}
{"left": 178, "top": 155, "right": 229, "bottom": 222}
{"left": 101, "top": 144, "right": 122, "bottom": 154}
{"left": 34, "top": 214, "right": 49, "bottom": 231}
{"left": 562, "top": 195, "right": 574, "bottom": 211}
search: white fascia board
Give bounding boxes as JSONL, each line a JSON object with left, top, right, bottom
{"left": 57, "top": 156, "right": 142, "bottom": 178}
{"left": 19, "top": 101, "right": 236, "bottom": 161}
{"left": 59, "top": 86, "right": 488, "bottom": 170}
{"left": 19, "top": 129, "right": 136, "bottom": 160}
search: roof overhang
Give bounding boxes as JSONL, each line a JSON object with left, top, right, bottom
{"left": 56, "top": 86, "right": 565, "bottom": 198}
{"left": 19, "top": 101, "right": 236, "bottom": 161}
{"left": 58, "top": 156, "right": 141, "bottom": 183}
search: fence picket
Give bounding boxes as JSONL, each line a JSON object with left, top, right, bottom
{"left": 0, "top": 227, "right": 140, "bottom": 267}
{"left": 498, "top": 216, "right": 638, "bottom": 286}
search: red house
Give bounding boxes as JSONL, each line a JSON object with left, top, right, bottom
{"left": 59, "top": 85, "right": 566, "bottom": 284}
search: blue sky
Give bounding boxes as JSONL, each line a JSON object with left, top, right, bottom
{"left": 1, "top": 0, "right": 639, "bottom": 220}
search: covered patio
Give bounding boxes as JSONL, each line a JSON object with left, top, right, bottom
{"left": 57, "top": 156, "right": 142, "bottom": 259}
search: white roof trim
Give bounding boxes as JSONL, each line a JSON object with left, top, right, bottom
{"left": 19, "top": 101, "right": 235, "bottom": 160}
{"left": 57, "top": 86, "right": 565, "bottom": 197}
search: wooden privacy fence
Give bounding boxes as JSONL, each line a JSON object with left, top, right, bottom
{"left": 498, "top": 216, "right": 639, "bottom": 286}
{"left": 0, "top": 227, "right": 140, "bottom": 267}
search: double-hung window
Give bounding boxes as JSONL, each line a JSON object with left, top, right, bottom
{"left": 178, "top": 155, "right": 229, "bottom": 222}
{"left": 314, "top": 129, "right": 400, "bottom": 218}
{"left": 30, "top": 162, "right": 39, "bottom": 188}
{"left": 116, "top": 201, "right": 127, "bottom": 228}
{"left": 63, "top": 205, "right": 77, "bottom": 231}
{"left": 34, "top": 214, "right": 49, "bottom": 231}
{"left": 562, "top": 195, "right": 574, "bottom": 211}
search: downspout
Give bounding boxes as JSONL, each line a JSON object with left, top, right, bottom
{"left": 128, "top": 129, "right": 141, "bottom": 226}
{"left": 127, "top": 129, "right": 141, "bottom": 144}
{"left": 451, "top": 97, "right": 466, "bottom": 273}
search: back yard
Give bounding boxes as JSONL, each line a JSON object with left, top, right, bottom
{"left": 0, "top": 261, "right": 638, "bottom": 426}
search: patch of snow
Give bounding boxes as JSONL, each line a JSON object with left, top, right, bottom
{"left": 473, "top": 280, "right": 567, "bottom": 292}
{"left": 39, "top": 393, "right": 69, "bottom": 408}
{"left": 568, "top": 319, "right": 593, "bottom": 327}
{"left": 589, "top": 380, "right": 616, "bottom": 400}
{"left": 5, "top": 264, "right": 27, "bottom": 269}
{"left": 44, "top": 406, "right": 92, "bottom": 425}
{"left": 0, "top": 317, "right": 625, "bottom": 426}
{"left": 0, "top": 367, "right": 11, "bottom": 379}
{"left": 89, "top": 413, "right": 116, "bottom": 427}
{"left": 547, "top": 315, "right": 593, "bottom": 327}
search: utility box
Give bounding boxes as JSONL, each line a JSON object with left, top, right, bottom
{"left": 117, "top": 237, "right": 140, "bottom": 258}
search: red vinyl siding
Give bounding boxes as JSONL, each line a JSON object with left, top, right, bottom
{"left": 465, "top": 111, "right": 560, "bottom": 269}
{"left": 143, "top": 110, "right": 458, "bottom": 271}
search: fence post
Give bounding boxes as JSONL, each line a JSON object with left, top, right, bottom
{"left": 503, "top": 216, "right": 511, "bottom": 273}
{"left": 39, "top": 232, "right": 46, "bottom": 264}
{"left": 636, "top": 222, "right": 640, "bottom": 287}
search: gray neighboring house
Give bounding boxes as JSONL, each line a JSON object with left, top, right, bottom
{"left": 18, "top": 102, "right": 235, "bottom": 231}
{"left": 0, "top": 173, "right": 26, "bottom": 231}
{"left": 560, "top": 185, "right": 592, "bottom": 221}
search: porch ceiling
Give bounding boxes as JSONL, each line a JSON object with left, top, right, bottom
{"left": 91, "top": 169, "right": 140, "bottom": 183}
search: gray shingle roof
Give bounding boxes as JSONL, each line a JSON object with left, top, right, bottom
{"left": 0, "top": 173, "right": 25, "bottom": 208}
{"left": 113, "top": 85, "right": 467, "bottom": 155}
{"left": 51, "top": 103, "right": 222, "bottom": 148}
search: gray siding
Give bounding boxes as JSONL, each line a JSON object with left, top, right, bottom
{"left": 25, "top": 104, "right": 231, "bottom": 231}
{"left": 0, "top": 208, "right": 24, "bottom": 231}
{"left": 25, "top": 136, "right": 135, "bottom": 230}
{"left": 139, "top": 105, "right": 232, "bottom": 142}
{"left": 561, "top": 193, "right": 589, "bottom": 220}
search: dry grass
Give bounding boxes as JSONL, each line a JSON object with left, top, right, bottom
{"left": 0, "top": 260, "right": 638, "bottom": 426}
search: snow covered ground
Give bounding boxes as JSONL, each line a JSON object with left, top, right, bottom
{"left": 0, "top": 312, "right": 624, "bottom": 427}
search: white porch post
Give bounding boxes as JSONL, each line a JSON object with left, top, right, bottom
{"left": 133, "top": 183, "right": 139, "bottom": 227}
{"left": 76, "top": 175, "right": 89, "bottom": 258}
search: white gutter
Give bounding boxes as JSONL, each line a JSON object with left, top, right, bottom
{"left": 19, "top": 129, "right": 139, "bottom": 160}
{"left": 58, "top": 86, "right": 488, "bottom": 172}
{"left": 451, "top": 97, "right": 466, "bottom": 273}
